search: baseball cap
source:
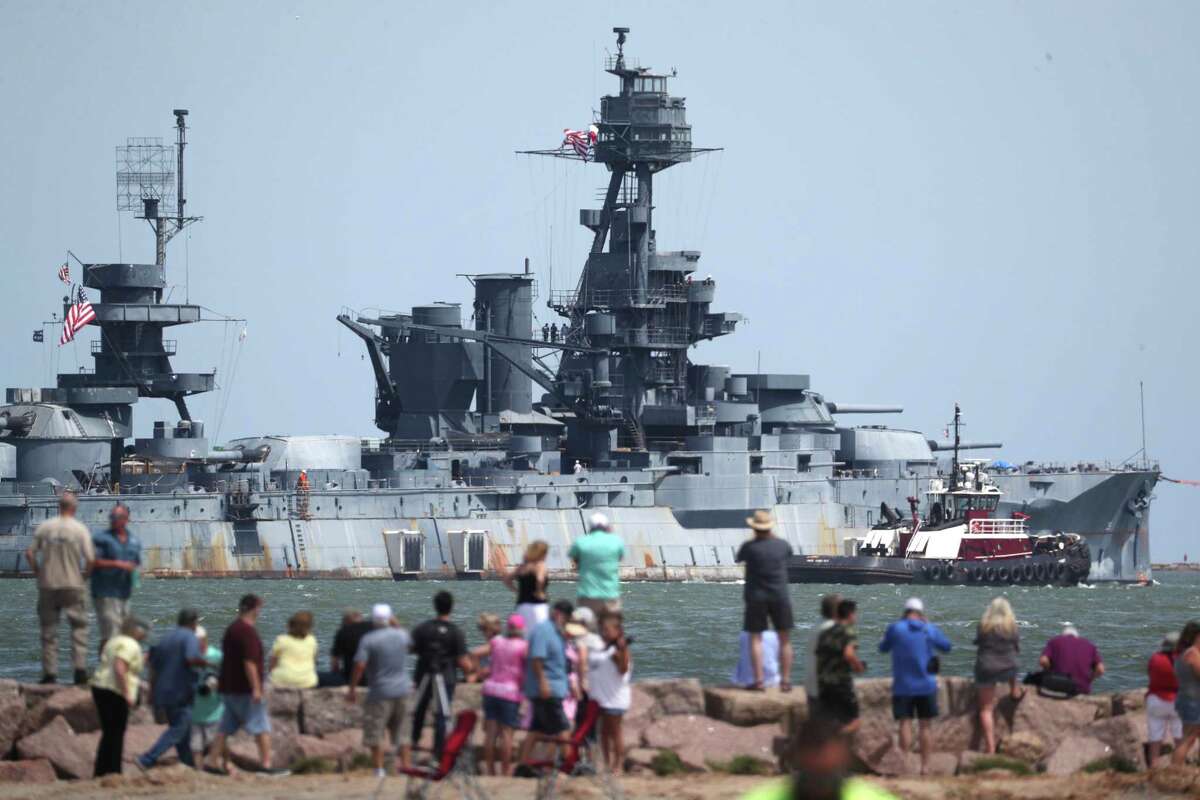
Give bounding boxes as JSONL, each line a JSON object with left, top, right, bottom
{"left": 589, "top": 512, "right": 611, "bottom": 532}
{"left": 506, "top": 613, "right": 526, "bottom": 631}
{"left": 371, "top": 603, "right": 393, "bottom": 622}
{"left": 904, "top": 597, "right": 924, "bottom": 614}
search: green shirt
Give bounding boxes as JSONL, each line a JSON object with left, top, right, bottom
{"left": 741, "top": 778, "right": 897, "bottom": 800}
{"left": 568, "top": 530, "right": 625, "bottom": 600}
{"left": 816, "top": 622, "right": 857, "bottom": 694}
{"left": 192, "top": 645, "right": 224, "bottom": 725}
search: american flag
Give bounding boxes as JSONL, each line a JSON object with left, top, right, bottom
{"left": 59, "top": 286, "right": 96, "bottom": 346}
{"left": 562, "top": 126, "right": 598, "bottom": 161}
{"left": 57, "top": 263, "right": 71, "bottom": 285}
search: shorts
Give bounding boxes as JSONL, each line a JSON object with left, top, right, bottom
{"left": 1176, "top": 695, "right": 1200, "bottom": 728}
{"left": 482, "top": 695, "right": 521, "bottom": 729}
{"left": 815, "top": 685, "right": 859, "bottom": 725}
{"left": 1148, "top": 694, "right": 1183, "bottom": 741}
{"left": 743, "top": 598, "right": 794, "bottom": 634}
{"left": 94, "top": 597, "right": 130, "bottom": 643}
{"left": 362, "top": 696, "right": 408, "bottom": 748}
{"left": 516, "top": 603, "right": 549, "bottom": 637}
{"left": 892, "top": 693, "right": 939, "bottom": 720}
{"left": 218, "top": 694, "right": 271, "bottom": 736}
{"left": 975, "top": 667, "right": 1018, "bottom": 686}
{"left": 577, "top": 597, "right": 622, "bottom": 618}
{"left": 600, "top": 707, "right": 626, "bottom": 717}
{"left": 529, "top": 698, "right": 569, "bottom": 736}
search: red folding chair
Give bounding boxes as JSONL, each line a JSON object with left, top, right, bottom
{"left": 522, "top": 701, "right": 621, "bottom": 800}
{"left": 397, "top": 710, "right": 488, "bottom": 800}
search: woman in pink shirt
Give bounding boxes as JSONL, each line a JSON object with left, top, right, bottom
{"left": 480, "top": 614, "right": 528, "bottom": 775}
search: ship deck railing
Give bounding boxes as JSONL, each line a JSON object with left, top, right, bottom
{"left": 968, "top": 518, "right": 1029, "bottom": 536}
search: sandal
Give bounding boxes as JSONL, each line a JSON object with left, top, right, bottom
{"left": 780, "top": 681, "right": 793, "bottom": 693}
{"left": 746, "top": 682, "right": 765, "bottom": 692}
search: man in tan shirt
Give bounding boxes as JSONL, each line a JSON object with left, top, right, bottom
{"left": 25, "top": 490, "right": 95, "bottom": 684}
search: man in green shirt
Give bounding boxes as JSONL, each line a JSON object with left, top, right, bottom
{"left": 741, "top": 715, "right": 897, "bottom": 800}
{"left": 568, "top": 512, "right": 625, "bottom": 617}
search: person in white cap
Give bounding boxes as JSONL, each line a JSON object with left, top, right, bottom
{"left": 348, "top": 603, "right": 412, "bottom": 777}
{"left": 569, "top": 512, "right": 625, "bottom": 617}
{"left": 878, "top": 597, "right": 951, "bottom": 775}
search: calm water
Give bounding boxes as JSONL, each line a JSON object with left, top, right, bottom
{"left": 3, "top": 573, "right": 1197, "bottom": 691}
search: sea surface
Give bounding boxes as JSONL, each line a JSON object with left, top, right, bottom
{"left": 2, "top": 572, "right": 1197, "bottom": 691}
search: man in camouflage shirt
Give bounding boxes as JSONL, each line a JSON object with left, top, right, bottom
{"left": 814, "top": 599, "right": 865, "bottom": 733}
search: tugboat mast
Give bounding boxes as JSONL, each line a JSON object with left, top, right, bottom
{"left": 951, "top": 402, "right": 961, "bottom": 491}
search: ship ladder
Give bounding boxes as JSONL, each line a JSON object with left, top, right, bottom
{"left": 619, "top": 417, "right": 646, "bottom": 451}
{"left": 291, "top": 519, "right": 309, "bottom": 572}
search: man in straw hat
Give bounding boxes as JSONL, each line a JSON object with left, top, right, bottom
{"left": 737, "top": 510, "right": 795, "bottom": 691}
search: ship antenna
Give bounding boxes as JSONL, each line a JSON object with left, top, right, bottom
{"left": 951, "top": 403, "right": 961, "bottom": 491}
{"left": 613, "top": 27, "right": 628, "bottom": 69}
{"left": 174, "top": 110, "right": 188, "bottom": 235}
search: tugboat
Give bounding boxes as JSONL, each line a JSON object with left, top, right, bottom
{"left": 788, "top": 406, "right": 1092, "bottom": 586}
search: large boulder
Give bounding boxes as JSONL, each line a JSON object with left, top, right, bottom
{"left": 1112, "top": 689, "right": 1146, "bottom": 717}
{"left": 1010, "top": 692, "right": 1100, "bottom": 745}
{"left": 300, "top": 687, "right": 363, "bottom": 736}
{"left": 854, "top": 679, "right": 894, "bottom": 717}
{"left": 267, "top": 687, "right": 303, "bottom": 727}
{"left": 228, "top": 727, "right": 300, "bottom": 771}
{"left": 76, "top": 723, "right": 175, "bottom": 767}
{"left": 625, "top": 685, "right": 658, "bottom": 749}
{"left": 623, "top": 747, "right": 663, "bottom": 774}
{"left": 316, "top": 727, "right": 364, "bottom": 754}
{"left": 1043, "top": 735, "right": 1112, "bottom": 775}
{"left": 0, "top": 759, "right": 56, "bottom": 784}
{"left": 16, "top": 717, "right": 93, "bottom": 780}
{"left": 998, "top": 730, "right": 1048, "bottom": 763}
{"left": 27, "top": 686, "right": 100, "bottom": 734}
{"left": 849, "top": 714, "right": 895, "bottom": 774}
{"left": 703, "top": 687, "right": 807, "bottom": 727}
{"left": 926, "top": 712, "right": 977, "bottom": 754}
{"left": 1085, "top": 712, "right": 1146, "bottom": 770}
{"left": 642, "top": 714, "right": 779, "bottom": 772}
{"left": 637, "top": 679, "right": 705, "bottom": 716}
{"left": 292, "top": 733, "right": 350, "bottom": 762}
{"left": 0, "top": 680, "right": 25, "bottom": 757}
{"left": 937, "top": 676, "right": 977, "bottom": 718}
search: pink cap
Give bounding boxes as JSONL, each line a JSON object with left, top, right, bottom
{"left": 507, "top": 613, "right": 526, "bottom": 630}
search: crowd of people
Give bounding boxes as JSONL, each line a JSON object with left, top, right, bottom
{"left": 24, "top": 492, "right": 1200, "bottom": 788}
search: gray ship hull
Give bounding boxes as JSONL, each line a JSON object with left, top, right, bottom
{"left": 0, "top": 467, "right": 1155, "bottom": 583}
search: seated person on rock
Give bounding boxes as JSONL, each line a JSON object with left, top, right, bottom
{"left": 1026, "top": 624, "right": 1104, "bottom": 697}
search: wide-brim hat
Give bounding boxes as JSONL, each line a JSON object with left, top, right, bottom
{"left": 564, "top": 622, "right": 588, "bottom": 638}
{"left": 746, "top": 510, "right": 774, "bottom": 532}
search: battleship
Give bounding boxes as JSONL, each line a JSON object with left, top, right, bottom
{"left": 0, "top": 29, "right": 1158, "bottom": 583}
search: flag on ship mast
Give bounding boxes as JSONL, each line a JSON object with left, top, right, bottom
{"left": 562, "top": 125, "right": 598, "bottom": 161}
{"left": 57, "top": 263, "right": 71, "bottom": 285}
{"left": 59, "top": 286, "right": 96, "bottom": 346}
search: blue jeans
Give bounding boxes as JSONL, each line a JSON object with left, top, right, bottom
{"left": 140, "top": 703, "right": 194, "bottom": 768}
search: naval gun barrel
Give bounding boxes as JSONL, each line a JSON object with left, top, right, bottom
{"left": 825, "top": 403, "right": 903, "bottom": 414}
{"left": 0, "top": 413, "right": 33, "bottom": 433}
{"left": 927, "top": 440, "right": 1002, "bottom": 451}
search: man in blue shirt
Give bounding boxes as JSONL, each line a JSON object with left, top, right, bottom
{"left": 139, "top": 608, "right": 206, "bottom": 769}
{"left": 91, "top": 504, "right": 141, "bottom": 654}
{"left": 877, "top": 598, "right": 951, "bottom": 775}
{"left": 518, "top": 600, "right": 573, "bottom": 765}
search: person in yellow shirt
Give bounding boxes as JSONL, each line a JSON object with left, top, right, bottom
{"left": 269, "top": 611, "right": 319, "bottom": 689}
{"left": 91, "top": 617, "right": 149, "bottom": 777}
{"left": 741, "top": 715, "right": 897, "bottom": 800}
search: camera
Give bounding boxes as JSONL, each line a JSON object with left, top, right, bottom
{"left": 197, "top": 674, "right": 218, "bottom": 697}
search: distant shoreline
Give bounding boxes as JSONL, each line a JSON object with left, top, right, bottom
{"left": 1151, "top": 563, "right": 1200, "bottom": 571}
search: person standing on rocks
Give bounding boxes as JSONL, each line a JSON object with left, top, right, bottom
{"left": 409, "top": 591, "right": 473, "bottom": 759}
{"left": 1172, "top": 621, "right": 1200, "bottom": 766}
{"left": 1147, "top": 631, "right": 1182, "bottom": 766}
{"left": 139, "top": 608, "right": 206, "bottom": 770}
{"left": 325, "top": 608, "right": 373, "bottom": 687}
{"left": 191, "top": 625, "right": 224, "bottom": 758}
{"left": 1038, "top": 623, "right": 1105, "bottom": 696}
{"left": 204, "top": 594, "right": 286, "bottom": 776}
{"left": 815, "top": 599, "right": 865, "bottom": 734}
{"left": 479, "top": 614, "right": 528, "bottom": 775}
{"left": 589, "top": 610, "right": 633, "bottom": 774}
{"left": 569, "top": 512, "right": 625, "bottom": 617}
{"left": 736, "top": 510, "right": 795, "bottom": 692}
{"left": 878, "top": 598, "right": 951, "bottom": 775}
{"left": 518, "top": 600, "right": 574, "bottom": 766}
{"left": 90, "top": 616, "right": 149, "bottom": 777}
{"left": 973, "top": 597, "right": 1023, "bottom": 754}
{"left": 90, "top": 503, "right": 141, "bottom": 656}
{"left": 348, "top": 603, "right": 412, "bottom": 778}
{"left": 804, "top": 594, "right": 841, "bottom": 699}
{"left": 504, "top": 540, "right": 550, "bottom": 634}
{"left": 25, "top": 489, "right": 95, "bottom": 685}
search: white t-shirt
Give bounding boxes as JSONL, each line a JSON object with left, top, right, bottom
{"left": 588, "top": 644, "right": 631, "bottom": 711}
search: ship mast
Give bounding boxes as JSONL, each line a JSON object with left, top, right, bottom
{"left": 951, "top": 403, "right": 961, "bottom": 490}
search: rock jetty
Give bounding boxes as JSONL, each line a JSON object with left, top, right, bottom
{"left": 0, "top": 676, "right": 1157, "bottom": 783}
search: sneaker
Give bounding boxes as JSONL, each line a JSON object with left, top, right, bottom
{"left": 38, "top": 674, "right": 57, "bottom": 685}
{"left": 73, "top": 669, "right": 88, "bottom": 686}
{"left": 374, "top": 767, "right": 386, "bottom": 778}
{"left": 260, "top": 767, "right": 291, "bottom": 777}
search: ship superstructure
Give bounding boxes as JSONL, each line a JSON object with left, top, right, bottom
{"left": 0, "top": 30, "right": 1159, "bottom": 582}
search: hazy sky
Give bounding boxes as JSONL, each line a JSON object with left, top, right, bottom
{"left": 2, "top": 1, "right": 1197, "bottom": 558}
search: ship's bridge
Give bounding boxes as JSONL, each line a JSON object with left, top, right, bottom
{"left": 596, "top": 62, "right": 692, "bottom": 168}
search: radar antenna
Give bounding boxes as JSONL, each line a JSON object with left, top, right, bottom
{"left": 115, "top": 110, "right": 202, "bottom": 265}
